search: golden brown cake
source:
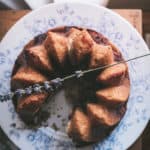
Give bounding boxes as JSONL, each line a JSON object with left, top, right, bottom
{"left": 24, "top": 45, "right": 53, "bottom": 73}
{"left": 96, "top": 78, "right": 130, "bottom": 104}
{"left": 67, "top": 108, "right": 93, "bottom": 142}
{"left": 11, "top": 26, "right": 130, "bottom": 145}
{"left": 44, "top": 31, "right": 69, "bottom": 66}
{"left": 87, "top": 103, "right": 126, "bottom": 126}
{"left": 96, "top": 63, "right": 127, "bottom": 85}
{"left": 11, "top": 66, "right": 48, "bottom": 90}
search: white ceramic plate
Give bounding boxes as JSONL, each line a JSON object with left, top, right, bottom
{"left": 0, "top": 2, "right": 150, "bottom": 150}
{"left": 24, "top": 0, "right": 108, "bottom": 9}
{"left": 25, "top": 0, "right": 53, "bottom": 9}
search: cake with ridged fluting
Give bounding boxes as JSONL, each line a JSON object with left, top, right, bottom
{"left": 11, "top": 26, "right": 130, "bottom": 144}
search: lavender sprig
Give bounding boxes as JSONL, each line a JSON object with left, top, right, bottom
{"left": 0, "top": 52, "right": 150, "bottom": 102}
{"left": 0, "top": 77, "right": 65, "bottom": 102}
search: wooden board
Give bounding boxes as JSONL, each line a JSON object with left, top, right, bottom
{"left": 108, "top": 0, "right": 150, "bottom": 11}
{"left": 0, "top": 9, "right": 142, "bottom": 40}
{"left": 143, "top": 11, "right": 150, "bottom": 34}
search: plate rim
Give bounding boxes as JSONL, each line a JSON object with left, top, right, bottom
{"left": 0, "top": 2, "right": 149, "bottom": 150}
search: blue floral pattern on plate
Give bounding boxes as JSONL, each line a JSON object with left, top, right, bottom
{"left": 0, "top": 2, "right": 150, "bottom": 150}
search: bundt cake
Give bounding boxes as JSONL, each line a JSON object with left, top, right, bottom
{"left": 11, "top": 26, "right": 130, "bottom": 145}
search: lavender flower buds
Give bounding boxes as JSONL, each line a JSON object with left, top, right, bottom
{"left": 51, "top": 78, "right": 64, "bottom": 90}
{"left": 33, "top": 84, "right": 42, "bottom": 93}
{"left": 43, "top": 81, "right": 54, "bottom": 92}
{"left": 0, "top": 95, "right": 5, "bottom": 102}
{"left": 14, "top": 89, "right": 26, "bottom": 98}
{"left": 0, "top": 70, "right": 85, "bottom": 102}
{"left": 75, "top": 70, "right": 84, "bottom": 78}
{"left": 0, "top": 92, "right": 14, "bottom": 102}
{"left": 25, "top": 86, "right": 32, "bottom": 95}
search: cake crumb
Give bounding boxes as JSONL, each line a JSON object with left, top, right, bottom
{"left": 10, "top": 123, "right": 16, "bottom": 128}
{"left": 57, "top": 114, "right": 61, "bottom": 118}
{"left": 51, "top": 123, "right": 59, "bottom": 131}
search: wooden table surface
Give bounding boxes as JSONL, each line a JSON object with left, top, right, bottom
{"left": 0, "top": 9, "right": 146, "bottom": 150}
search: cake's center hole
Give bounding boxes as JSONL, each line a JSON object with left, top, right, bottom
{"left": 39, "top": 72, "right": 100, "bottom": 133}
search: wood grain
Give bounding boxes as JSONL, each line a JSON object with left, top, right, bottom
{"left": 143, "top": 11, "right": 150, "bottom": 34}
{"left": 108, "top": 0, "right": 150, "bottom": 11}
{"left": 0, "top": 10, "right": 29, "bottom": 40}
